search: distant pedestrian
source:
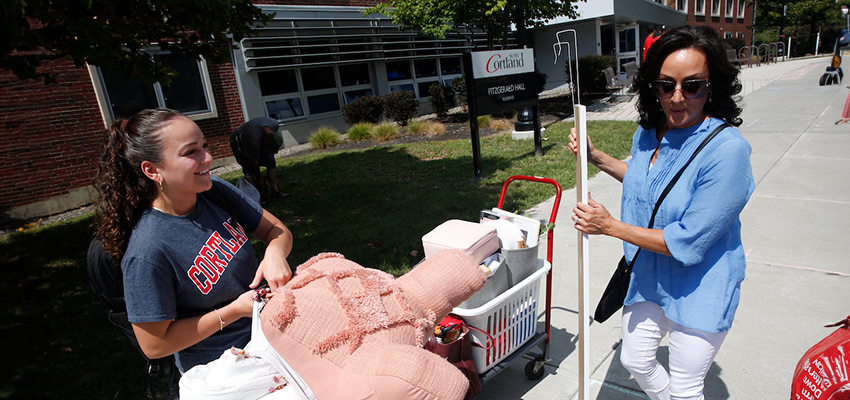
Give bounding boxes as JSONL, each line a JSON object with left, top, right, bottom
{"left": 230, "top": 117, "right": 288, "bottom": 202}
{"left": 643, "top": 25, "right": 665, "bottom": 62}
{"left": 570, "top": 25, "right": 753, "bottom": 400}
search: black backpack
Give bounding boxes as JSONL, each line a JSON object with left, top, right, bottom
{"left": 87, "top": 237, "right": 181, "bottom": 400}
{"left": 86, "top": 181, "right": 239, "bottom": 400}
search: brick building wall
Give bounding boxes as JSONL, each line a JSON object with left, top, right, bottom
{"left": 687, "top": 0, "right": 754, "bottom": 46}
{"left": 0, "top": 58, "right": 104, "bottom": 216}
{"left": 2, "top": 0, "right": 397, "bottom": 220}
{"left": 0, "top": 57, "right": 245, "bottom": 220}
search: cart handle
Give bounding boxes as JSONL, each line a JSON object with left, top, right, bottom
{"left": 495, "top": 175, "right": 561, "bottom": 346}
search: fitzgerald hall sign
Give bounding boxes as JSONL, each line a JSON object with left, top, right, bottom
{"left": 468, "top": 48, "right": 538, "bottom": 113}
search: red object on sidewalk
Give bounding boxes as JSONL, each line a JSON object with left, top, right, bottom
{"left": 841, "top": 90, "right": 850, "bottom": 120}
{"left": 790, "top": 316, "right": 850, "bottom": 400}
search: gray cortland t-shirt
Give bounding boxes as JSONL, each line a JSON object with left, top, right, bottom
{"left": 122, "top": 176, "right": 263, "bottom": 371}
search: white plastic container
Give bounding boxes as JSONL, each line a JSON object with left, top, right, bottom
{"left": 452, "top": 259, "right": 550, "bottom": 373}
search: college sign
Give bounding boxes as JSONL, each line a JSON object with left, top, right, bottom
{"left": 463, "top": 48, "right": 540, "bottom": 178}
{"left": 467, "top": 49, "right": 538, "bottom": 113}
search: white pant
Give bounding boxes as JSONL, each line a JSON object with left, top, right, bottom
{"left": 620, "top": 301, "right": 728, "bottom": 400}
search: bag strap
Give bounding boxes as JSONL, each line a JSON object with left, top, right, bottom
{"left": 466, "top": 324, "right": 495, "bottom": 350}
{"left": 626, "top": 122, "right": 731, "bottom": 270}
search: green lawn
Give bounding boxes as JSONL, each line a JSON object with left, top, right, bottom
{"left": 0, "top": 119, "right": 635, "bottom": 399}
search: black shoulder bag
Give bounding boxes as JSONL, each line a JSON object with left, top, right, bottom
{"left": 593, "top": 122, "right": 730, "bottom": 323}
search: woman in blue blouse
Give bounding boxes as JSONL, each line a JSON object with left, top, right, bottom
{"left": 569, "top": 26, "right": 754, "bottom": 400}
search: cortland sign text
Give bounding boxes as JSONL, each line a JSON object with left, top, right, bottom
{"left": 471, "top": 49, "right": 535, "bottom": 79}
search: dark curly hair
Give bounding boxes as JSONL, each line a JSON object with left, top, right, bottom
{"left": 93, "top": 108, "right": 183, "bottom": 260}
{"left": 631, "top": 25, "right": 742, "bottom": 129}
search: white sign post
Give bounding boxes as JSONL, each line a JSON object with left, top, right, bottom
{"left": 574, "top": 104, "right": 591, "bottom": 400}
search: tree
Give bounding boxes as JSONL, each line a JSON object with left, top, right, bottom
{"left": 1, "top": 0, "right": 271, "bottom": 84}
{"left": 365, "top": 0, "right": 581, "bottom": 50}
{"left": 754, "top": 0, "right": 845, "bottom": 44}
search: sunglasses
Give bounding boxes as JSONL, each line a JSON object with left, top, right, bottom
{"left": 649, "top": 79, "right": 710, "bottom": 99}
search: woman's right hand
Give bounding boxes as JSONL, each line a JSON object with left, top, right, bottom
{"left": 230, "top": 289, "right": 258, "bottom": 319}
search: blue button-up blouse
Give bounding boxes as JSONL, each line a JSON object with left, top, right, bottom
{"left": 621, "top": 117, "right": 755, "bottom": 333}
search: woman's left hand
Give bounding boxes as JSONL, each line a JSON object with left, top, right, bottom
{"left": 573, "top": 193, "right": 616, "bottom": 235}
{"left": 252, "top": 251, "right": 292, "bottom": 292}
{"left": 250, "top": 209, "right": 294, "bottom": 292}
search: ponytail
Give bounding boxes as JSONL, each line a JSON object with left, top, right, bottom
{"left": 93, "top": 108, "right": 182, "bottom": 260}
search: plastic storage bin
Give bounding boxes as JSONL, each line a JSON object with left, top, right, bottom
{"left": 452, "top": 258, "right": 550, "bottom": 373}
{"left": 422, "top": 219, "right": 499, "bottom": 265}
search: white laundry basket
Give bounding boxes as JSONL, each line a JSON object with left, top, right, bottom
{"left": 452, "top": 258, "right": 550, "bottom": 373}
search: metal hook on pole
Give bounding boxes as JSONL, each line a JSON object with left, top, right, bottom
{"left": 553, "top": 29, "right": 581, "bottom": 105}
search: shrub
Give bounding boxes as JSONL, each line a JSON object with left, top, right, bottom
{"left": 346, "top": 123, "right": 373, "bottom": 141}
{"left": 308, "top": 127, "right": 342, "bottom": 149}
{"left": 477, "top": 114, "right": 492, "bottom": 129}
{"left": 372, "top": 122, "right": 400, "bottom": 141}
{"left": 450, "top": 77, "right": 467, "bottom": 111}
{"left": 567, "top": 54, "right": 616, "bottom": 98}
{"left": 423, "top": 121, "right": 446, "bottom": 136}
{"left": 341, "top": 95, "right": 384, "bottom": 124}
{"left": 536, "top": 70, "right": 548, "bottom": 93}
{"left": 406, "top": 120, "right": 446, "bottom": 136}
{"left": 428, "top": 83, "right": 455, "bottom": 118}
{"left": 490, "top": 118, "right": 514, "bottom": 132}
{"left": 383, "top": 91, "right": 418, "bottom": 126}
{"left": 406, "top": 120, "right": 428, "bottom": 135}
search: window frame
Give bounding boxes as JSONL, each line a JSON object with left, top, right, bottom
{"left": 695, "top": 0, "right": 705, "bottom": 15}
{"left": 87, "top": 52, "right": 218, "bottom": 127}
{"left": 711, "top": 0, "right": 721, "bottom": 16}
{"left": 737, "top": 0, "right": 746, "bottom": 19}
{"left": 726, "top": 0, "right": 735, "bottom": 18}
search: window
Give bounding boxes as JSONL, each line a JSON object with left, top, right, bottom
{"left": 386, "top": 61, "right": 412, "bottom": 81}
{"left": 414, "top": 59, "right": 439, "bottom": 98}
{"left": 340, "top": 63, "right": 373, "bottom": 104}
{"left": 726, "top": 0, "right": 734, "bottom": 17}
{"left": 90, "top": 53, "right": 217, "bottom": 122}
{"left": 301, "top": 66, "right": 336, "bottom": 91}
{"left": 737, "top": 32, "right": 744, "bottom": 39}
{"left": 300, "top": 66, "right": 339, "bottom": 115}
{"left": 695, "top": 0, "right": 705, "bottom": 15}
{"left": 339, "top": 63, "right": 370, "bottom": 86}
{"left": 389, "top": 83, "right": 415, "bottom": 93}
{"left": 258, "top": 70, "right": 303, "bottom": 120}
{"left": 725, "top": 32, "right": 733, "bottom": 39}
{"left": 677, "top": 0, "right": 687, "bottom": 11}
{"left": 258, "top": 63, "right": 374, "bottom": 120}
{"left": 441, "top": 57, "right": 462, "bottom": 75}
{"left": 737, "top": 0, "right": 746, "bottom": 19}
{"left": 618, "top": 29, "right": 636, "bottom": 53}
{"left": 265, "top": 98, "right": 304, "bottom": 120}
{"left": 711, "top": 0, "right": 721, "bottom": 16}
{"left": 384, "top": 58, "right": 462, "bottom": 99}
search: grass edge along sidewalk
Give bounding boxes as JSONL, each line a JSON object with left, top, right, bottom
{"left": 0, "top": 119, "right": 635, "bottom": 400}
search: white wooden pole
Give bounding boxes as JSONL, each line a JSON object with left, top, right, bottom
{"left": 574, "top": 104, "right": 591, "bottom": 400}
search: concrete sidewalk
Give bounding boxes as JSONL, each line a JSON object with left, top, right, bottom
{"left": 476, "top": 56, "right": 850, "bottom": 399}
